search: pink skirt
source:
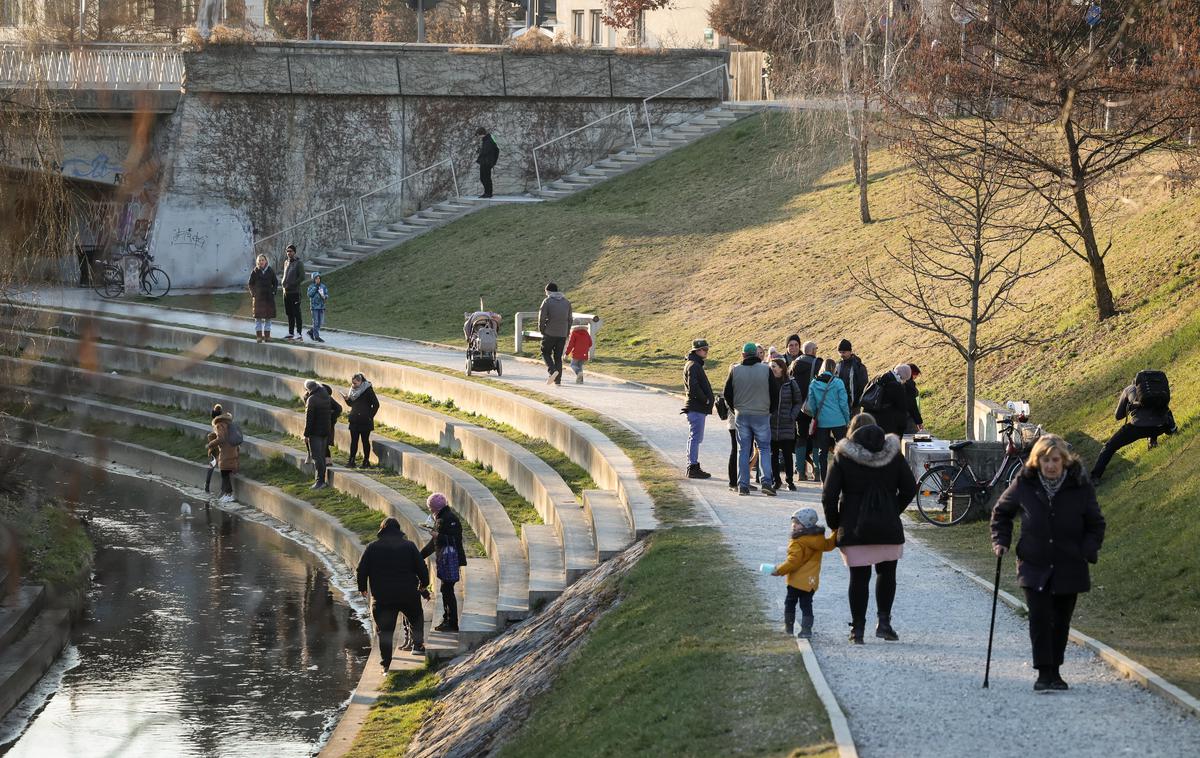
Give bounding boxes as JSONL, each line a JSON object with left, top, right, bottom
{"left": 841, "top": 544, "right": 904, "bottom": 568}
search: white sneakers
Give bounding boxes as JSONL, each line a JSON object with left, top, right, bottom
{"left": 218, "top": 494, "right": 236, "bottom": 503}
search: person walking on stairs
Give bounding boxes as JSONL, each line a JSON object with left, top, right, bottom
{"left": 342, "top": 373, "right": 379, "bottom": 468}
{"left": 771, "top": 508, "right": 837, "bottom": 638}
{"left": 822, "top": 413, "right": 918, "bottom": 645}
{"left": 992, "top": 434, "right": 1106, "bottom": 691}
{"left": 476, "top": 127, "right": 499, "bottom": 198}
{"left": 421, "top": 493, "right": 467, "bottom": 633}
{"left": 306, "top": 272, "right": 328, "bottom": 342}
{"left": 723, "top": 342, "right": 779, "bottom": 496}
{"left": 683, "top": 339, "right": 714, "bottom": 479}
{"left": 281, "top": 244, "right": 305, "bottom": 341}
{"left": 303, "top": 380, "right": 332, "bottom": 489}
{"left": 538, "top": 282, "right": 572, "bottom": 385}
{"left": 247, "top": 253, "right": 278, "bottom": 343}
{"left": 358, "top": 517, "right": 430, "bottom": 666}
{"left": 1090, "top": 370, "right": 1177, "bottom": 482}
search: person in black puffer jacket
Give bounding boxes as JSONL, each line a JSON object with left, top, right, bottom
{"left": 683, "top": 339, "right": 715, "bottom": 479}
{"left": 357, "top": 517, "right": 430, "bottom": 665}
{"left": 302, "top": 380, "right": 332, "bottom": 489}
{"left": 789, "top": 341, "right": 822, "bottom": 480}
{"left": 993, "top": 434, "right": 1105, "bottom": 691}
{"left": 420, "top": 493, "right": 468, "bottom": 633}
{"left": 866, "top": 364, "right": 911, "bottom": 437}
{"left": 822, "top": 414, "right": 918, "bottom": 644}
{"left": 342, "top": 373, "right": 380, "bottom": 468}
{"left": 769, "top": 358, "right": 803, "bottom": 490}
{"left": 1090, "top": 374, "right": 1178, "bottom": 482}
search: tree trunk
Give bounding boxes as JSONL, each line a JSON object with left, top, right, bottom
{"left": 964, "top": 355, "right": 976, "bottom": 441}
{"left": 857, "top": 137, "right": 871, "bottom": 224}
{"left": 1063, "top": 117, "right": 1117, "bottom": 320}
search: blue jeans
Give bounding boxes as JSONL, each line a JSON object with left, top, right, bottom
{"left": 570, "top": 359, "right": 585, "bottom": 375}
{"left": 311, "top": 308, "right": 325, "bottom": 338}
{"left": 686, "top": 411, "right": 707, "bottom": 466}
{"left": 736, "top": 413, "right": 773, "bottom": 489}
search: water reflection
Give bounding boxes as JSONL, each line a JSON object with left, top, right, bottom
{"left": 4, "top": 469, "right": 369, "bottom": 757}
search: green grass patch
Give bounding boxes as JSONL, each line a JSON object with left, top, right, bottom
{"left": 0, "top": 491, "right": 93, "bottom": 587}
{"left": 361, "top": 468, "right": 486, "bottom": 559}
{"left": 498, "top": 527, "right": 835, "bottom": 757}
{"left": 346, "top": 663, "right": 442, "bottom": 757}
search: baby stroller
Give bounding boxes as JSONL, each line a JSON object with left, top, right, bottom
{"left": 463, "top": 305, "right": 503, "bottom": 377}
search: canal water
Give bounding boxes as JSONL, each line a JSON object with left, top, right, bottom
{"left": 1, "top": 463, "right": 370, "bottom": 757}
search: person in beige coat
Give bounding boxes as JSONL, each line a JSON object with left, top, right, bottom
{"left": 207, "top": 404, "right": 240, "bottom": 503}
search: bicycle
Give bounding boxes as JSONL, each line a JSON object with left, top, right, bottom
{"left": 914, "top": 415, "right": 1042, "bottom": 526}
{"left": 93, "top": 245, "right": 171, "bottom": 299}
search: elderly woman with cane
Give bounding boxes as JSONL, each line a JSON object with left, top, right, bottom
{"left": 991, "top": 434, "right": 1106, "bottom": 691}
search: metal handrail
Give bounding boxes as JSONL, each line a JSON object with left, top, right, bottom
{"left": 253, "top": 204, "right": 353, "bottom": 259}
{"left": 642, "top": 63, "right": 730, "bottom": 141}
{"left": 0, "top": 44, "right": 183, "bottom": 91}
{"left": 532, "top": 107, "right": 638, "bottom": 191}
{"left": 356, "top": 158, "right": 459, "bottom": 236}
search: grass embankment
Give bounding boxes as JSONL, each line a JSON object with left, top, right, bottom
{"left": 349, "top": 664, "right": 442, "bottom": 757}
{"left": 0, "top": 491, "right": 93, "bottom": 588}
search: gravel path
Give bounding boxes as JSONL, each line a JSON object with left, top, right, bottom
{"left": 27, "top": 290, "right": 1200, "bottom": 757}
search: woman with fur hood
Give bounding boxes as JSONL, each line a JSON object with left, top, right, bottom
{"left": 206, "top": 404, "right": 240, "bottom": 503}
{"left": 822, "top": 413, "right": 918, "bottom": 644}
{"left": 341, "top": 373, "right": 379, "bottom": 468}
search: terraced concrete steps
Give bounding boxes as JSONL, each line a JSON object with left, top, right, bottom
{"left": 522, "top": 524, "right": 567, "bottom": 604}
{"left": 0, "top": 585, "right": 45, "bottom": 651}
{"left": 0, "top": 608, "right": 70, "bottom": 719}
{"left": 582, "top": 490, "right": 635, "bottom": 563}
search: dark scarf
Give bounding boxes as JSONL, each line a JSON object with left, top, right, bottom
{"left": 1039, "top": 471, "right": 1067, "bottom": 500}
{"left": 791, "top": 525, "right": 824, "bottom": 539}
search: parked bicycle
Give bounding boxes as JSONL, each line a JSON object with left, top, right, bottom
{"left": 93, "top": 244, "right": 171, "bottom": 299}
{"left": 914, "top": 415, "right": 1042, "bottom": 526}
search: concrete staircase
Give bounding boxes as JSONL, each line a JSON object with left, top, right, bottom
{"left": 307, "top": 102, "right": 761, "bottom": 275}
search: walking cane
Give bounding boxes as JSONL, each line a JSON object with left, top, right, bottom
{"left": 983, "top": 551, "right": 1003, "bottom": 689}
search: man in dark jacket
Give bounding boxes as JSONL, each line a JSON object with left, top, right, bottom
{"left": 683, "top": 339, "right": 714, "bottom": 479}
{"left": 1090, "top": 373, "right": 1177, "bottom": 482}
{"left": 420, "top": 493, "right": 467, "bottom": 632}
{"left": 724, "top": 342, "right": 781, "bottom": 496}
{"left": 904, "top": 363, "right": 924, "bottom": 433}
{"left": 789, "top": 340, "right": 822, "bottom": 480}
{"left": 303, "top": 380, "right": 332, "bottom": 489}
{"left": 281, "top": 245, "right": 305, "bottom": 341}
{"left": 358, "top": 517, "right": 430, "bottom": 665}
{"left": 866, "top": 364, "right": 912, "bottom": 437}
{"left": 538, "top": 282, "right": 572, "bottom": 385}
{"left": 476, "top": 127, "right": 499, "bottom": 198}
{"left": 835, "top": 339, "right": 869, "bottom": 414}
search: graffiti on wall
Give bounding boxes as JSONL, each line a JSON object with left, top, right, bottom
{"left": 61, "top": 153, "right": 122, "bottom": 183}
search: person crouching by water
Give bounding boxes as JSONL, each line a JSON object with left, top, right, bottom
{"left": 992, "top": 434, "right": 1106, "bottom": 692}
{"left": 357, "top": 517, "right": 430, "bottom": 667}
{"left": 420, "top": 493, "right": 467, "bottom": 633}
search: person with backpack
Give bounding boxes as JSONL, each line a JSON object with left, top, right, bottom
{"left": 357, "top": 517, "right": 431, "bottom": 665}
{"left": 822, "top": 412, "right": 918, "bottom": 645}
{"left": 835, "top": 339, "right": 869, "bottom": 415}
{"left": 724, "top": 342, "right": 780, "bottom": 496}
{"left": 807, "top": 359, "right": 851, "bottom": 482}
{"left": 476, "top": 126, "right": 500, "bottom": 198}
{"left": 303, "top": 380, "right": 332, "bottom": 489}
{"left": 1090, "top": 371, "right": 1178, "bottom": 482}
{"left": 860, "top": 364, "right": 912, "bottom": 437}
{"left": 683, "top": 339, "right": 715, "bottom": 479}
{"left": 420, "top": 493, "right": 468, "bottom": 633}
{"left": 789, "top": 340, "right": 822, "bottom": 480}
{"left": 206, "top": 404, "right": 241, "bottom": 503}
{"left": 769, "top": 358, "right": 804, "bottom": 490}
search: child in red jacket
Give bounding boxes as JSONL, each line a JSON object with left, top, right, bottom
{"left": 564, "top": 324, "right": 593, "bottom": 384}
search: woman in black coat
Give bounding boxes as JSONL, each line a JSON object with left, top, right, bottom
{"left": 342, "top": 372, "right": 380, "bottom": 468}
{"left": 822, "top": 414, "right": 918, "bottom": 644}
{"left": 992, "top": 434, "right": 1106, "bottom": 691}
{"left": 247, "top": 254, "right": 278, "bottom": 343}
{"left": 420, "top": 493, "right": 468, "bottom": 633}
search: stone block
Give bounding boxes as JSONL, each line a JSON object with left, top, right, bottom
{"left": 287, "top": 53, "right": 400, "bottom": 95}
{"left": 610, "top": 54, "right": 728, "bottom": 100}
{"left": 396, "top": 51, "right": 504, "bottom": 96}
{"left": 502, "top": 54, "right": 611, "bottom": 98}
{"left": 183, "top": 49, "right": 291, "bottom": 93}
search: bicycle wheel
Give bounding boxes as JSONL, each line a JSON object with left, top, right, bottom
{"left": 140, "top": 266, "right": 171, "bottom": 298}
{"left": 916, "top": 465, "right": 974, "bottom": 526}
{"left": 92, "top": 264, "right": 123, "bottom": 298}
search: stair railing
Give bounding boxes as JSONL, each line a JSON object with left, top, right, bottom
{"left": 642, "top": 63, "right": 731, "bottom": 142}
{"left": 532, "top": 106, "right": 639, "bottom": 192}
{"left": 356, "top": 158, "right": 460, "bottom": 238}
{"left": 253, "top": 204, "right": 352, "bottom": 266}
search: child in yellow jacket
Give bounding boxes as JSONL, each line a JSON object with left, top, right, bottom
{"left": 772, "top": 507, "right": 837, "bottom": 638}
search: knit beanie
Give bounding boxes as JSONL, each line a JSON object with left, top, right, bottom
{"left": 211, "top": 404, "right": 223, "bottom": 419}
{"left": 837, "top": 338, "right": 853, "bottom": 352}
{"left": 742, "top": 342, "right": 757, "bottom": 355}
{"left": 427, "top": 492, "right": 448, "bottom": 513}
{"left": 791, "top": 508, "right": 819, "bottom": 529}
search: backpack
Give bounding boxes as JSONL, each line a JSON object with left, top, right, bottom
{"left": 852, "top": 484, "right": 896, "bottom": 543}
{"left": 860, "top": 377, "right": 890, "bottom": 413}
{"left": 227, "top": 421, "right": 244, "bottom": 447}
{"left": 1132, "top": 370, "right": 1170, "bottom": 410}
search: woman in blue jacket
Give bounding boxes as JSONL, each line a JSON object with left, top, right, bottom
{"left": 807, "top": 358, "right": 852, "bottom": 481}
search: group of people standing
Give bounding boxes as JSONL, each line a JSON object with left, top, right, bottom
{"left": 683, "top": 335, "right": 923, "bottom": 494}
{"left": 247, "top": 246, "right": 330, "bottom": 343}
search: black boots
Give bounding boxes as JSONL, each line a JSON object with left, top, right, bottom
{"left": 849, "top": 622, "right": 865, "bottom": 645}
{"left": 784, "top": 610, "right": 795, "bottom": 637}
{"left": 799, "top": 615, "right": 814, "bottom": 639}
{"left": 686, "top": 463, "right": 712, "bottom": 479}
{"left": 1035, "top": 666, "right": 1069, "bottom": 691}
{"left": 876, "top": 614, "right": 899, "bottom": 641}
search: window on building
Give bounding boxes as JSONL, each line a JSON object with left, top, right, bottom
{"left": 589, "top": 9, "right": 602, "bottom": 46}
{"left": 1, "top": 0, "right": 20, "bottom": 27}
{"left": 572, "top": 10, "right": 584, "bottom": 41}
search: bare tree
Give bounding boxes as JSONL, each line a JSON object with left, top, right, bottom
{"left": 923, "top": 0, "right": 1200, "bottom": 320}
{"left": 856, "top": 109, "right": 1062, "bottom": 437}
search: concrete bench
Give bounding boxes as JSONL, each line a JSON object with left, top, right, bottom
{"left": 8, "top": 306, "right": 656, "bottom": 537}
{"left": 582, "top": 490, "right": 635, "bottom": 563}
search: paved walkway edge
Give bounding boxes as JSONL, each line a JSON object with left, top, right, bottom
{"left": 921, "top": 538, "right": 1200, "bottom": 719}
{"left": 795, "top": 638, "right": 858, "bottom": 758}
